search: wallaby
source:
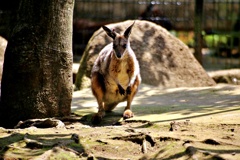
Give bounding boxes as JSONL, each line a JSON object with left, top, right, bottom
{"left": 91, "top": 21, "right": 141, "bottom": 124}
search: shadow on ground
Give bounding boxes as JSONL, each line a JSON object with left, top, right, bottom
{"left": 71, "top": 83, "right": 240, "bottom": 126}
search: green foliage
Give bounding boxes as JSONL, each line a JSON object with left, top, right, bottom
{"left": 203, "top": 33, "right": 229, "bottom": 48}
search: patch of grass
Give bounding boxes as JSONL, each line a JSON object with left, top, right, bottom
{"left": 74, "top": 108, "right": 96, "bottom": 117}
{"left": 68, "top": 142, "right": 85, "bottom": 153}
{"left": 3, "top": 145, "right": 50, "bottom": 159}
{"left": 48, "top": 147, "right": 79, "bottom": 160}
{"left": 0, "top": 133, "right": 24, "bottom": 148}
{"left": 160, "top": 142, "right": 186, "bottom": 159}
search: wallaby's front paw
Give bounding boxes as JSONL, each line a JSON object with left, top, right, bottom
{"left": 118, "top": 84, "right": 125, "bottom": 95}
{"left": 126, "top": 86, "right": 131, "bottom": 95}
{"left": 123, "top": 109, "right": 134, "bottom": 119}
{"left": 91, "top": 113, "right": 103, "bottom": 125}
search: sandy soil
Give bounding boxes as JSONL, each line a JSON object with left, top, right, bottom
{"left": 0, "top": 83, "right": 240, "bottom": 159}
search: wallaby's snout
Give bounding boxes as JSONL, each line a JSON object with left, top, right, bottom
{"left": 113, "top": 36, "right": 127, "bottom": 59}
{"left": 115, "top": 49, "right": 122, "bottom": 58}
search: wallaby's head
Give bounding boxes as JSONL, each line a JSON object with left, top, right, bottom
{"left": 102, "top": 21, "right": 135, "bottom": 59}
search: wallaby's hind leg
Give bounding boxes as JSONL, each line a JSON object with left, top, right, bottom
{"left": 105, "top": 103, "right": 118, "bottom": 112}
{"left": 91, "top": 72, "right": 106, "bottom": 124}
{"left": 123, "top": 76, "right": 141, "bottom": 119}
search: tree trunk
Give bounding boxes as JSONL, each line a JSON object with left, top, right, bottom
{"left": 194, "top": 0, "right": 203, "bottom": 65}
{"left": 0, "top": 0, "right": 74, "bottom": 128}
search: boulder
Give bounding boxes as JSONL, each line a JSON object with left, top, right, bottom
{"left": 208, "top": 69, "right": 240, "bottom": 85}
{"left": 75, "top": 20, "right": 216, "bottom": 90}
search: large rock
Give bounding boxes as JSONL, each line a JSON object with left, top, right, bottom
{"left": 208, "top": 69, "right": 240, "bottom": 85}
{"left": 75, "top": 20, "right": 215, "bottom": 90}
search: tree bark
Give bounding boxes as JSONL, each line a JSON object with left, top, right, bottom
{"left": 0, "top": 0, "right": 74, "bottom": 128}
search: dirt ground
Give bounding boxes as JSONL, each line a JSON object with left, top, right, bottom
{"left": 0, "top": 83, "right": 240, "bottom": 160}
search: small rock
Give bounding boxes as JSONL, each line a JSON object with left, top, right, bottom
{"left": 87, "top": 154, "right": 95, "bottom": 160}
{"left": 169, "top": 121, "right": 180, "bottom": 131}
{"left": 71, "top": 133, "right": 80, "bottom": 143}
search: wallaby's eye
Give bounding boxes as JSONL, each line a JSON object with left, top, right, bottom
{"left": 123, "top": 44, "right": 127, "bottom": 49}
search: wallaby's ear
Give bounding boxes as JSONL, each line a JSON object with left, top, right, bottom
{"left": 124, "top": 21, "right": 135, "bottom": 39}
{"left": 102, "top": 26, "right": 116, "bottom": 39}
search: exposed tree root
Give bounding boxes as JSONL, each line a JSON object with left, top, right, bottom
{"left": 14, "top": 118, "right": 65, "bottom": 129}
{"left": 112, "top": 133, "right": 155, "bottom": 153}
{"left": 113, "top": 119, "right": 153, "bottom": 127}
{"left": 159, "top": 136, "right": 181, "bottom": 142}
{"left": 202, "top": 138, "right": 221, "bottom": 145}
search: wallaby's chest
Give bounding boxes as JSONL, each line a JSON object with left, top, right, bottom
{"left": 109, "top": 60, "right": 130, "bottom": 86}
{"left": 101, "top": 60, "right": 129, "bottom": 103}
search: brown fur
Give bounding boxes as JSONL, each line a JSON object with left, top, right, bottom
{"left": 91, "top": 22, "right": 141, "bottom": 124}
